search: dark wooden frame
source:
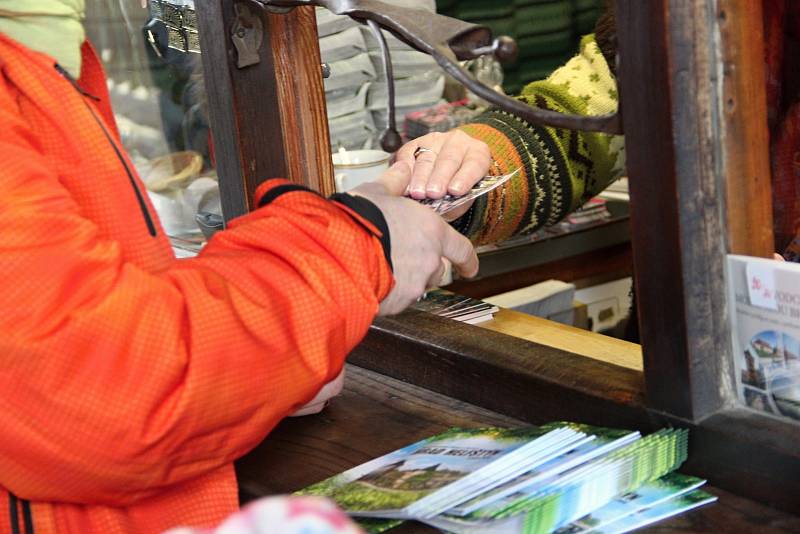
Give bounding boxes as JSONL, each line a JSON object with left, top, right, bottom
{"left": 195, "top": 0, "right": 800, "bottom": 515}
{"left": 620, "top": 0, "right": 775, "bottom": 422}
{"left": 196, "top": 0, "right": 333, "bottom": 220}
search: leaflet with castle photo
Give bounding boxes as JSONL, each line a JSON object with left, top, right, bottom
{"left": 298, "top": 426, "right": 586, "bottom": 520}
{"left": 728, "top": 255, "right": 800, "bottom": 424}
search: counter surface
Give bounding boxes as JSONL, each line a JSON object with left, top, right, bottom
{"left": 236, "top": 366, "right": 800, "bottom": 533}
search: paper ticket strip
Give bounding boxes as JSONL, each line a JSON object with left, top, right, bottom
{"left": 414, "top": 167, "right": 521, "bottom": 215}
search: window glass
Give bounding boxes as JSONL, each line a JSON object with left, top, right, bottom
{"left": 85, "top": 0, "right": 218, "bottom": 256}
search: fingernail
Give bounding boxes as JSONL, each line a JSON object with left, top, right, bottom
{"left": 450, "top": 181, "right": 465, "bottom": 193}
{"left": 427, "top": 183, "right": 442, "bottom": 194}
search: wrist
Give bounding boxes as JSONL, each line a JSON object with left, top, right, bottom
{"left": 329, "top": 193, "right": 393, "bottom": 273}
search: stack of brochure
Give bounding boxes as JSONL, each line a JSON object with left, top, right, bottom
{"left": 300, "top": 423, "right": 716, "bottom": 534}
{"left": 413, "top": 290, "right": 499, "bottom": 324}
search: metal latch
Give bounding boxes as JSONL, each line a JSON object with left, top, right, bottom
{"left": 232, "top": 1, "right": 264, "bottom": 68}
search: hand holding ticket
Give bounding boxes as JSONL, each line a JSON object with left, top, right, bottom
{"left": 412, "top": 168, "right": 521, "bottom": 215}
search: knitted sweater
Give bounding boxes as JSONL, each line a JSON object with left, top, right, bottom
{"left": 455, "top": 34, "right": 624, "bottom": 245}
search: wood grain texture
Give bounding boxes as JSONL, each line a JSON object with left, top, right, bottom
{"left": 642, "top": 486, "right": 800, "bottom": 534}
{"left": 616, "top": 0, "right": 693, "bottom": 419}
{"left": 717, "top": 0, "right": 774, "bottom": 257}
{"left": 236, "top": 365, "right": 521, "bottom": 500}
{"left": 351, "top": 309, "right": 800, "bottom": 511}
{"left": 675, "top": 408, "right": 800, "bottom": 514}
{"left": 351, "top": 310, "right": 648, "bottom": 428}
{"left": 197, "top": 1, "right": 333, "bottom": 221}
{"left": 235, "top": 367, "right": 800, "bottom": 533}
{"left": 616, "top": 0, "right": 735, "bottom": 421}
{"left": 268, "top": 7, "right": 335, "bottom": 196}
{"left": 479, "top": 308, "right": 643, "bottom": 371}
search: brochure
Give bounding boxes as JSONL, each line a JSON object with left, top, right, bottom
{"left": 588, "top": 489, "right": 716, "bottom": 533}
{"left": 727, "top": 255, "right": 800, "bottom": 423}
{"left": 414, "top": 290, "right": 499, "bottom": 324}
{"left": 300, "top": 424, "right": 700, "bottom": 534}
{"left": 450, "top": 424, "right": 640, "bottom": 516}
{"left": 423, "top": 429, "right": 689, "bottom": 533}
{"left": 553, "top": 472, "right": 706, "bottom": 533}
{"left": 300, "top": 426, "right": 588, "bottom": 520}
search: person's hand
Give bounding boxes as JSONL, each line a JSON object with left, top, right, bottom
{"left": 396, "top": 130, "right": 492, "bottom": 212}
{"left": 288, "top": 369, "right": 345, "bottom": 417}
{"left": 351, "top": 162, "right": 479, "bottom": 315}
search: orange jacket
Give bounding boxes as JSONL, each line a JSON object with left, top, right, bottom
{"left": 0, "top": 35, "right": 392, "bottom": 533}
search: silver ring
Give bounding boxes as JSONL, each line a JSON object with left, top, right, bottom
{"left": 414, "top": 147, "right": 436, "bottom": 159}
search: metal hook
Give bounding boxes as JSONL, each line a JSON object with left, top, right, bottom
{"left": 366, "top": 19, "right": 402, "bottom": 153}
{"left": 254, "top": 0, "right": 623, "bottom": 134}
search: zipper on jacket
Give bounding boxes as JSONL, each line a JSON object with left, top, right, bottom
{"left": 8, "top": 494, "right": 19, "bottom": 534}
{"left": 8, "top": 494, "right": 34, "bottom": 534}
{"left": 55, "top": 64, "right": 157, "bottom": 237}
{"left": 21, "top": 499, "right": 33, "bottom": 534}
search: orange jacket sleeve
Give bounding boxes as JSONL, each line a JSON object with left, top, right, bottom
{"left": 0, "top": 88, "right": 393, "bottom": 506}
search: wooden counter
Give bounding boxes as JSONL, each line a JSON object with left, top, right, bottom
{"left": 236, "top": 366, "right": 800, "bottom": 533}
{"left": 479, "top": 308, "right": 643, "bottom": 371}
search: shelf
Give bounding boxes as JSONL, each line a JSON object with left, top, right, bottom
{"left": 472, "top": 200, "right": 630, "bottom": 280}
{"left": 449, "top": 201, "right": 632, "bottom": 298}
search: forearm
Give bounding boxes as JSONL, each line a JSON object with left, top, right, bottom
{"left": 455, "top": 35, "right": 625, "bottom": 245}
{"left": 0, "top": 180, "right": 392, "bottom": 505}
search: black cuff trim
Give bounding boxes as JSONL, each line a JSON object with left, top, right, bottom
{"left": 329, "top": 193, "right": 393, "bottom": 272}
{"left": 258, "top": 184, "right": 315, "bottom": 208}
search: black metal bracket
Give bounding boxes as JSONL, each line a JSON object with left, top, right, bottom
{"left": 252, "top": 0, "right": 623, "bottom": 135}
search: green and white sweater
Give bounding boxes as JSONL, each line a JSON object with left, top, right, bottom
{"left": 455, "top": 34, "right": 624, "bottom": 245}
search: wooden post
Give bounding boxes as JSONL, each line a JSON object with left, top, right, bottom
{"left": 617, "top": 0, "right": 735, "bottom": 420}
{"left": 717, "top": 0, "right": 774, "bottom": 257}
{"left": 196, "top": 1, "right": 334, "bottom": 221}
{"left": 268, "top": 8, "right": 336, "bottom": 197}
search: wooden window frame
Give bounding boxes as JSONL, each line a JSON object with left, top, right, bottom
{"left": 195, "top": 0, "right": 799, "bottom": 513}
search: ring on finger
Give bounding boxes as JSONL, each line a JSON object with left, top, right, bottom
{"left": 414, "top": 146, "right": 437, "bottom": 159}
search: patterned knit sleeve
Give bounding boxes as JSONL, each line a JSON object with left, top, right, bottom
{"left": 454, "top": 34, "right": 625, "bottom": 246}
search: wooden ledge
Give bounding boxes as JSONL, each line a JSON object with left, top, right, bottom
{"left": 237, "top": 367, "right": 800, "bottom": 532}
{"left": 351, "top": 311, "right": 800, "bottom": 513}
{"left": 670, "top": 408, "right": 800, "bottom": 512}
{"left": 478, "top": 308, "right": 643, "bottom": 371}
{"left": 350, "top": 310, "right": 647, "bottom": 428}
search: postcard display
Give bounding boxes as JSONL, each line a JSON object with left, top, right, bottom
{"left": 728, "top": 255, "right": 800, "bottom": 423}
{"left": 300, "top": 423, "right": 716, "bottom": 534}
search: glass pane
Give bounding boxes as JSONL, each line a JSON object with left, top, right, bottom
{"left": 85, "top": 0, "right": 217, "bottom": 256}
{"left": 323, "top": 2, "right": 637, "bottom": 346}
